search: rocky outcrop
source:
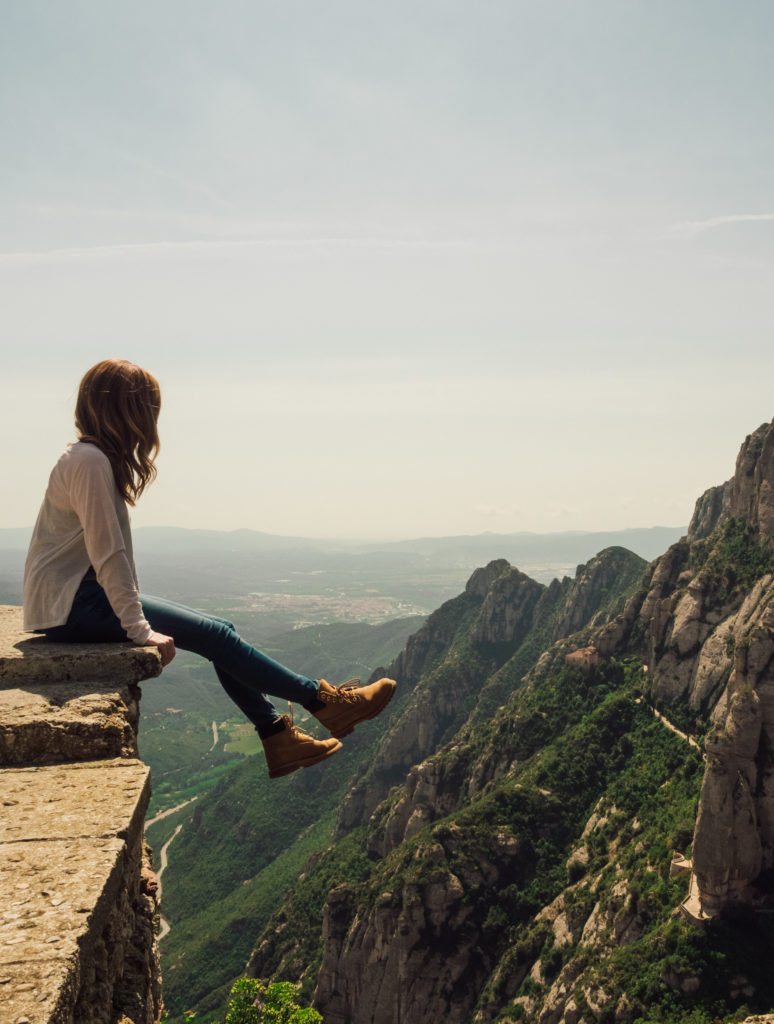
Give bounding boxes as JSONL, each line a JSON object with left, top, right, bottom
{"left": 0, "top": 607, "right": 160, "bottom": 687}
{"left": 688, "top": 482, "right": 729, "bottom": 542}
{"left": 692, "top": 688, "right": 763, "bottom": 912}
{"left": 363, "top": 548, "right": 647, "bottom": 857}
{"left": 0, "top": 761, "right": 162, "bottom": 1024}
{"left": 565, "top": 645, "right": 601, "bottom": 671}
{"left": 338, "top": 548, "right": 646, "bottom": 839}
{"left": 471, "top": 566, "right": 542, "bottom": 646}
{"left": 724, "top": 421, "right": 774, "bottom": 541}
{"left": 336, "top": 561, "right": 512, "bottom": 834}
{"left": 690, "top": 576, "right": 774, "bottom": 911}
{"left": 248, "top": 418, "right": 774, "bottom": 1023}
{"left": 565, "top": 421, "right": 774, "bottom": 918}
{"left": 0, "top": 681, "right": 144, "bottom": 766}
{"left": 0, "top": 607, "right": 163, "bottom": 1024}
{"left": 313, "top": 869, "right": 489, "bottom": 1024}
{"left": 548, "top": 547, "right": 645, "bottom": 643}
{"left": 588, "top": 421, "right": 774, "bottom": 917}
{"left": 312, "top": 812, "right": 554, "bottom": 1024}
{"left": 591, "top": 422, "right": 774, "bottom": 715}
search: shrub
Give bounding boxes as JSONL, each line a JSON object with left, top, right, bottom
{"left": 223, "top": 978, "right": 323, "bottom": 1024}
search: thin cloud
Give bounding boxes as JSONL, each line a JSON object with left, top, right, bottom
{"left": 666, "top": 213, "right": 774, "bottom": 238}
{"left": 0, "top": 235, "right": 487, "bottom": 265}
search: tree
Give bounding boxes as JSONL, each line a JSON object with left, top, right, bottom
{"left": 224, "top": 977, "right": 323, "bottom": 1024}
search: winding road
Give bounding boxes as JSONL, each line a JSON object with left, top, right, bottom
{"left": 208, "top": 719, "right": 219, "bottom": 752}
{"left": 157, "top": 824, "right": 183, "bottom": 942}
{"left": 146, "top": 796, "right": 201, "bottom": 941}
{"left": 145, "top": 794, "right": 199, "bottom": 829}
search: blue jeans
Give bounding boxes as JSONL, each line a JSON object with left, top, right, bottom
{"left": 41, "top": 567, "right": 319, "bottom": 732}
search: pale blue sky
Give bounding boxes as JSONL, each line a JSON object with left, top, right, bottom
{"left": 2, "top": 1, "right": 773, "bottom": 538}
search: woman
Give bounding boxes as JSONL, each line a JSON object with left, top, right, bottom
{"left": 22, "top": 359, "right": 396, "bottom": 778}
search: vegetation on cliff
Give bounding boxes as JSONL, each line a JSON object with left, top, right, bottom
{"left": 156, "top": 417, "right": 774, "bottom": 1024}
{"left": 242, "top": 420, "right": 774, "bottom": 1024}
{"left": 158, "top": 545, "right": 647, "bottom": 1022}
{"left": 223, "top": 978, "right": 321, "bottom": 1024}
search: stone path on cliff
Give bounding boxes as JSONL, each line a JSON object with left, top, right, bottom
{"left": 679, "top": 866, "right": 713, "bottom": 923}
{"left": 649, "top": 705, "right": 701, "bottom": 751}
{"left": 634, "top": 695, "right": 707, "bottom": 924}
{"left": 635, "top": 696, "right": 702, "bottom": 752}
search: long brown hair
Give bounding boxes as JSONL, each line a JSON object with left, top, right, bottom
{"left": 75, "top": 359, "right": 161, "bottom": 505}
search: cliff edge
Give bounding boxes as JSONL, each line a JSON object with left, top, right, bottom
{"left": 0, "top": 607, "right": 163, "bottom": 1024}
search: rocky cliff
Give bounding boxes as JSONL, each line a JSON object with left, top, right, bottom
{"left": 0, "top": 610, "right": 164, "bottom": 1024}
{"left": 246, "top": 418, "right": 774, "bottom": 1024}
{"left": 336, "top": 545, "right": 645, "bottom": 836}
{"left": 592, "top": 420, "right": 774, "bottom": 915}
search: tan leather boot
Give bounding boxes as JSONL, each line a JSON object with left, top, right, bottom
{"left": 260, "top": 710, "right": 342, "bottom": 779}
{"left": 311, "top": 676, "right": 397, "bottom": 738}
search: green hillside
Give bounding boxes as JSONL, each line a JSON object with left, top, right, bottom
{"left": 146, "top": 615, "right": 425, "bottom": 1021}
{"left": 157, "top": 548, "right": 647, "bottom": 1021}
{"left": 240, "top": 420, "right": 774, "bottom": 1024}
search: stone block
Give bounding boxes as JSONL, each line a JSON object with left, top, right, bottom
{"left": 0, "top": 606, "right": 161, "bottom": 689}
{"left": 0, "top": 758, "right": 159, "bottom": 1023}
{"left": 0, "top": 683, "right": 142, "bottom": 767}
{"left": 0, "top": 759, "right": 150, "bottom": 844}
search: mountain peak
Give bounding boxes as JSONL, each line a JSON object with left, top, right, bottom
{"left": 724, "top": 419, "right": 774, "bottom": 541}
{"left": 465, "top": 558, "right": 511, "bottom": 596}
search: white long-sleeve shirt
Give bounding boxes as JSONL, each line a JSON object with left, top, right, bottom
{"left": 22, "top": 441, "right": 154, "bottom": 644}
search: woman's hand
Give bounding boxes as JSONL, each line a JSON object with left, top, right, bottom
{"left": 148, "top": 631, "right": 176, "bottom": 667}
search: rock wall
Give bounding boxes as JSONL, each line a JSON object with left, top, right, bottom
{"left": 596, "top": 419, "right": 774, "bottom": 915}
{"left": 0, "top": 607, "right": 163, "bottom": 1024}
{"left": 336, "top": 546, "right": 646, "bottom": 839}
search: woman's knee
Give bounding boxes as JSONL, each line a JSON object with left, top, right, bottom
{"left": 198, "top": 616, "right": 240, "bottom": 657}
{"left": 210, "top": 615, "right": 237, "bottom": 633}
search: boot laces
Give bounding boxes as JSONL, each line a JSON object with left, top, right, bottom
{"left": 282, "top": 702, "right": 304, "bottom": 737}
{"left": 319, "top": 678, "right": 362, "bottom": 704}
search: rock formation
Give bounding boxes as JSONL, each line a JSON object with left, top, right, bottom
{"left": 337, "top": 546, "right": 646, "bottom": 837}
{"left": 610, "top": 421, "right": 774, "bottom": 915}
{"left": 246, "top": 417, "right": 774, "bottom": 1024}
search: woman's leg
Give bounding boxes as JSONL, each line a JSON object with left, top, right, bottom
{"left": 193, "top": 612, "right": 284, "bottom": 732}
{"left": 139, "top": 596, "right": 321, "bottom": 735}
{"left": 44, "top": 569, "right": 319, "bottom": 734}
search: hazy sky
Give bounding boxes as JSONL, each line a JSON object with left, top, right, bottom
{"left": 2, "top": 1, "right": 773, "bottom": 539}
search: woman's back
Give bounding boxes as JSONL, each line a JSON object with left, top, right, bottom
{"left": 23, "top": 440, "right": 136, "bottom": 632}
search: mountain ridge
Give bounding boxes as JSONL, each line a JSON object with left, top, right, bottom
{"left": 242, "top": 418, "right": 774, "bottom": 1024}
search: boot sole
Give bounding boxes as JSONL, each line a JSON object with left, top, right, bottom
{"left": 268, "top": 739, "right": 343, "bottom": 779}
{"left": 329, "top": 683, "right": 396, "bottom": 739}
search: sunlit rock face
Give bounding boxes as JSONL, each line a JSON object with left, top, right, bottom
{"left": 617, "top": 420, "right": 774, "bottom": 914}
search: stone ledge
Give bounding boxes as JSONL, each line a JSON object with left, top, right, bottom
{"left": 0, "top": 960, "right": 78, "bottom": 1024}
{"left": 0, "top": 836, "right": 128, "bottom": 965}
{"left": 0, "top": 682, "right": 142, "bottom": 767}
{"left": 0, "top": 758, "right": 155, "bottom": 1023}
{"left": 0, "top": 758, "right": 150, "bottom": 844}
{"left": 0, "top": 606, "right": 161, "bottom": 689}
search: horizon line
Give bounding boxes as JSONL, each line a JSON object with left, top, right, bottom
{"left": 0, "top": 522, "right": 689, "bottom": 545}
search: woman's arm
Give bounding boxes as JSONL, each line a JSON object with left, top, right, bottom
{"left": 68, "top": 451, "right": 155, "bottom": 645}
